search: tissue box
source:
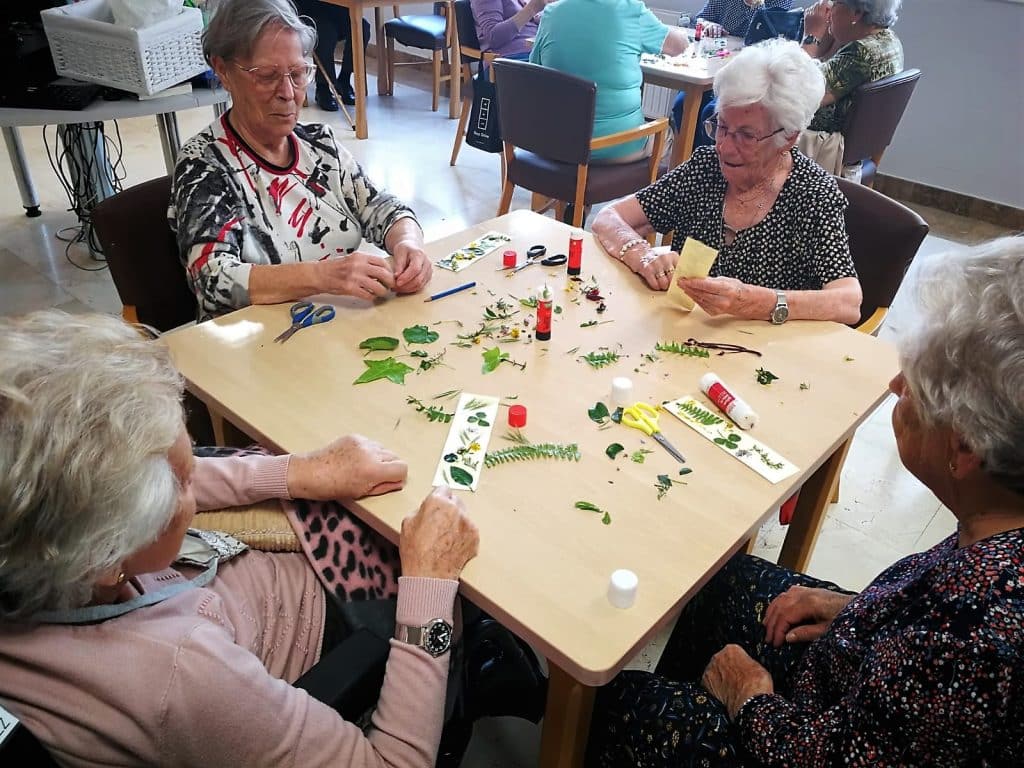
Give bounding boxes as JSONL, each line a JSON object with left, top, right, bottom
{"left": 41, "top": 0, "right": 207, "bottom": 97}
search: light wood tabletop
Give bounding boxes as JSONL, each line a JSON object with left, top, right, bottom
{"left": 163, "top": 210, "right": 898, "bottom": 767}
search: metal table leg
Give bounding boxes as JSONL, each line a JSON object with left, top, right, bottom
{"left": 156, "top": 112, "right": 182, "bottom": 174}
{"left": 213, "top": 100, "right": 228, "bottom": 119}
{"left": 2, "top": 126, "right": 41, "bottom": 217}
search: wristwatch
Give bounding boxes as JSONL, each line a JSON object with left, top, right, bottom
{"left": 770, "top": 291, "right": 789, "bottom": 324}
{"left": 802, "top": 34, "right": 820, "bottom": 46}
{"left": 394, "top": 618, "right": 453, "bottom": 657}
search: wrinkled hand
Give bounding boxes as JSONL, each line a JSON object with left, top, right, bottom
{"left": 318, "top": 252, "right": 396, "bottom": 300}
{"left": 763, "top": 585, "right": 854, "bottom": 647}
{"left": 699, "top": 20, "right": 725, "bottom": 38}
{"left": 400, "top": 487, "right": 480, "bottom": 580}
{"left": 629, "top": 248, "right": 678, "bottom": 291}
{"left": 803, "top": 0, "right": 830, "bottom": 39}
{"left": 391, "top": 240, "right": 433, "bottom": 294}
{"left": 287, "top": 435, "right": 408, "bottom": 500}
{"left": 701, "top": 644, "right": 773, "bottom": 719}
{"left": 677, "top": 276, "right": 765, "bottom": 318}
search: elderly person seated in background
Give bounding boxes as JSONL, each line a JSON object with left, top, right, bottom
{"left": 170, "top": 0, "right": 431, "bottom": 322}
{"left": 293, "top": 0, "right": 371, "bottom": 110}
{"left": 587, "top": 236, "right": 1024, "bottom": 766}
{"left": 529, "top": 0, "right": 689, "bottom": 164}
{"left": 470, "top": 0, "right": 551, "bottom": 59}
{"left": 0, "top": 310, "right": 479, "bottom": 766}
{"left": 799, "top": 0, "right": 904, "bottom": 175}
{"left": 593, "top": 40, "right": 861, "bottom": 324}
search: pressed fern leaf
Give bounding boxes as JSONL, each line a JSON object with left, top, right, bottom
{"left": 654, "top": 341, "right": 711, "bottom": 358}
{"left": 675, "top": 400, "right": 725, "bottom": 426}
{"left": 406, "top": 396, "right": 454, "bottom": 423}
{"left": 484, "top": 443, "right": 581, "bottom": 468}
{"left": 578, "top": 350, "right": 623, "bottom": 369}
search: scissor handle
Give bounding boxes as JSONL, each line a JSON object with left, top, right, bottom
{"left": 299, "top": 305, "right": 336, "bottom": 327}
{"left": 622, "top": 402, "right": 658, "bottom": 435}
{"left": 290, "top": 301, "right": 314, "bottom": 322}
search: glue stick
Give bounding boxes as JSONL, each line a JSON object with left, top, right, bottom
{"left": 700, "top": 373, "right": 758, "bottom": 430}
{"left": 535, "top": 284, "right": 553, "bottom": 341}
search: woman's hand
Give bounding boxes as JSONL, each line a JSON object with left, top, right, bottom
{"left": 698, "top": 19, "right": 725, "bottom": 38}
{"left": 629, "top": 248, "right": 677, "bottom": 291}
{"left": 287, "top": 435, "right": 408, "bottom": 500}
{"left": 803, "top": 0, "right": 830, "bottom": 39}
{"left": 317, "top": 252, "right": 396, "bottom": 300}
{"left": 677, "top": 276, "right": 771, "bottom": 318}
{"left": 701, "top": 644, "right": 774, "bottom": 720}
{"left": 391, "top": 240, "right": 433, "bottom": 294}
{"left": 763, "top": 585, "right": 854, "bottom": 647}
{"left": 400, "top": 487, "right": 480, "bottom": 580}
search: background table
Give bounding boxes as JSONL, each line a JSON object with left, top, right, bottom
{"left": 162, "top": 210, "right": 899, "bottom": 767}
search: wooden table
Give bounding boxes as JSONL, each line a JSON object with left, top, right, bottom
{"left": 162, "top": 210, "right": 898, "bottom": 767}
{"left": 640, "top": 36, "right": 744, "bottom": 168}
{"left": 321, "top": 0, "right": 459, "bottom": 140}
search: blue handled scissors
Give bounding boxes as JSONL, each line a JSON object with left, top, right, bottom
{"left": 273, "top": 301, "right": 336, "bottom": 343}
{"left": 621, "top": 402, "right": 687, "bottom": 464}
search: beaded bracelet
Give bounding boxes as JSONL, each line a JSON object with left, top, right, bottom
{"left": 616, "top": 238, "right": 647, "bottom": 261}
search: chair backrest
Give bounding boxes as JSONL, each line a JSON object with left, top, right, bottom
{"left": 452, "top": 0, "right": 482, "bottom": 54}
{"left": 842, "top": 68, "right": 921, "bottom": 165}
{"left": 494, "top": 60, "right": 596, "bottom": 166}
{"left": 836, "top": 176, "right": 928, "bottom": 328}
{"left": 91, "top": 176, "right": 197, "bottom": 332}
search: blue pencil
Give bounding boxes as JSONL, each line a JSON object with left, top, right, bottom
{"left": 424, "top": 281, "right": 477, "bottom": 302}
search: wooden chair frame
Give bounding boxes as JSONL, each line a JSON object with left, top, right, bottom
{"left": 384, "top": 2, "right": 455, "bottom": 112}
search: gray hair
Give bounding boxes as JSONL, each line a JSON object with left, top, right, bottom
{"left": 899, "top": 237, "right": 1024, "bottom": 495}
{"left": 203, "top": 0, "right": 316, "bottom": 64}
{"left": 713, "top": 39, "right": 826, "bottom": 143}
{"left": 0, "top": 311, "right": 185, "bottom": 619}
{"left": 844, "top": 0, "right": 901, "bottom": 28}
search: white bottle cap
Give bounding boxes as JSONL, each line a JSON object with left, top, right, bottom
{"left": 608, "top": 569, "right": 639, "bottom": 609}
{"left": 610, "top": 377, "right": 634, "bottom": 408}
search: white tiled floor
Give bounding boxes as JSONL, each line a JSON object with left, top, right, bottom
{"left": 0, "top": 69, "right": 1003, "bottom": 767}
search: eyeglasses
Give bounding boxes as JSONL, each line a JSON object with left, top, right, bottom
{"left": 233, "top": 61, "right": 316, "bottom": 90}
{"left": 704, "top": 117, "right": 784, "bottom": 150}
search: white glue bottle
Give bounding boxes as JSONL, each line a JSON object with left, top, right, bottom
{"left": 700, "top": 373, "right": 758, "bottom": 430}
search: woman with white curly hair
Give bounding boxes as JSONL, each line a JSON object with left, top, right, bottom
{"left": 593, "top": 38, "right": 862, "bottom": 324}
{"left": 586, "top": 236, "right": 1024, "bottom": 766}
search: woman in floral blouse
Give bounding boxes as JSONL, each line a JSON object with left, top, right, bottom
{"left": 586, "top": 236, "right": 1024, "bottom": 766}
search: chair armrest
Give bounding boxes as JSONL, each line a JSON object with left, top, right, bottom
{"left": 293, "top": 628, "right": 391, "bottom": 723}
{"left": 855, "top": 306, "right": 888, "bottom": 336}
{"left": 590, "top": 117, "right": 669, "bottom": 151}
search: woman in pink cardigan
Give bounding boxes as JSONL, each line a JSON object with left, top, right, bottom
{"left": 0, "top": 310, "right": 479, "bottom": 767}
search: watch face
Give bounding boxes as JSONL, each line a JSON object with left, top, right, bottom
{"left": 771, "top": 305, "right": 789, "bottom": 324}
{"left": 424, "top": 619, "right": 453, "bottom": 657}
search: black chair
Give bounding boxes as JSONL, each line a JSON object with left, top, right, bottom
{"left": 494, "top": 60, "right": 668, "bottom": 228}
{"left": 448, "top": 0, "right": 497, "bottom": 168}
{"left": 841, "top": 68, "right": 922, "bottom": 187}
{"left": 384, "top": 1, "right": 454, "bottom": 113}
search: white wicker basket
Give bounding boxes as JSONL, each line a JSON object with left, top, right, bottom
{"left": 41, "top": 0, "right": 207, "bottom": 97}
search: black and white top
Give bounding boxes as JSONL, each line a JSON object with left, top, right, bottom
{"left": 169, "top": 114, "right": 417, "bottom": 320}
{"left": 636, "top": 147, "right": 856, "bottom": 291}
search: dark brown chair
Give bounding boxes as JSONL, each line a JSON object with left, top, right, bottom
{"left": 838, "top": 176, "right": 929, "bottom": 334}
{"left": 384, "top": 1, "right": 454, "bottom": 113}
{"left": 448, "top": 0, "right": 498, "bottom": 168}
{"left": 841, "top": 68, "right": 921, "bottom": 187}
{"left": 493, "top": 60, "right": 668, "bottom": 228}
{"left": 91, "top": 175, "right": 196, "bottom": 332}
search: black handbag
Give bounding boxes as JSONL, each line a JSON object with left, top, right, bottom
{"left": 465, "top": 65, "right": 502, "bottom": 154}
{"left": 744, "top": 7, "right": 805, "bottom": 46}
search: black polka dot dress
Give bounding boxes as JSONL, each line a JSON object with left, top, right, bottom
{"left": 636, "top": 146, "right": 857, "bottom": 291}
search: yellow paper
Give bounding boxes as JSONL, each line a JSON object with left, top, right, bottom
{"left": 666, "top": 238, "right": 718, "bottom": 311}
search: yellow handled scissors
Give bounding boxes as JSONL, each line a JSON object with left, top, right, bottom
{"left": 621, "top": 402, "right": 687, "bottom": 464}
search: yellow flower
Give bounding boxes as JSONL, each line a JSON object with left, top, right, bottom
{"left": 469, "top": 442, "right": 481, "bottom": 452}
{"left": 510, "top": 328, "right": 520, "bottom": 339}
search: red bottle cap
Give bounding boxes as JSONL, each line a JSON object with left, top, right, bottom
{"left": 508, "top": 404, "right": 527, "bottom": 428}
{"left": 503, "top": 250, "right": 517, "bottom": 268}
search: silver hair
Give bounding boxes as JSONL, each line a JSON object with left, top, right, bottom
{"left": 0, "top": 311, "right": 185, "bottom": 619}
{"left": 202, "top": 0, "right": 316, "bottom": 64}
{"left": 899, "top": 237, "right": 1024, "bottom": 495}
{"left": 713, "top": 38, "right": 826, "bottom": 145}
{"left": 844, "top": 0, "right": 901, "bottom": 28}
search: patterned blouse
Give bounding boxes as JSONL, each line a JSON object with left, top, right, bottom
{"left": 695, "top": 0, "right": 792, "bottom": 37}
{"left": 636, "top": 146, "right": 856, "bottom": 291}
{"left": 738, "top": 527, "right": 1024, "bottom": 766}
{"left": 169, "top": 114, "right": 416, "bottom": 321}
{"left": 810, "top": 28, "right": 904, "bottom": 134}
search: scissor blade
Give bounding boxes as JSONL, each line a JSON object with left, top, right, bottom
{"left": 274, "top": 326, "right": 298, "bottom": 343}
{"left": 654, "top": 432, "right": 687, "bottom": 464}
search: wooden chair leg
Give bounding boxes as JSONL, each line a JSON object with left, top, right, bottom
{"left": 554, "top": 200, "right": 567, "bottom": 222}
{"left": 572, "top": 165, "right": 588, "bottom": 227}
{"left": 432, "top": 50, "right": 441, "bottom": 112}
{"left": 385, "top": 35, "right": 395, "bottom": 96}
{"left": 450, "top": 95, "right": 470, "bottom": 166}
{"left": 497, "top": 178, "right": 515, "bottom": 215}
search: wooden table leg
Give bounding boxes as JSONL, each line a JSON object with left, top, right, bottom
{"left": 350, "top": 3, "right": 368, "bottom": 138}
{"left": 778, "top": 438, "right": 852, "bottom": 573}
{"left": 374, "top": 7, "right": 387, "bottom": 96}
{"left": 539, "top": 664, "right": 596, "bottom": 768}
{"left": 449, "top": 23, "right": 461, "bottom": 119}
{"left": 667, "top": 84, "right": 708, "bottom": 169}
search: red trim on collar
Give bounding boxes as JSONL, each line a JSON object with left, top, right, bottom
{"left": 221, "top": 111, "right": 299, "bottom": 175}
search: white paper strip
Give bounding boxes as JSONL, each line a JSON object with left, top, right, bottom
{"left": 436, "top": 231, "right": 512, "bottom": 272}
{"left": 662, "top": 395, "right": 798, "bottom": 484}
{"left": 432, "top": 393, "right": 501, "bottom": 491}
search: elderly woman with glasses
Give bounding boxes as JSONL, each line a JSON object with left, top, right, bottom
{"left": 593, "top": 39, "right": 862, "bottom": 324}
{"left": 170, "top": 0, "right": 432, "bottom": 322}
{"left": 587, "top": 236, "right": 1024, "bottom": 766}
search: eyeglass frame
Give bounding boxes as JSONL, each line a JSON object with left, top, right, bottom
{"left": 232, "top": 60, "right": 316, "bottom": 90}
{"left": 704, "top": 117, "right": 786, "bottom": 149}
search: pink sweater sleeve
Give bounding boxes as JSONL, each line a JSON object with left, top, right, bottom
{"left": 192, "top": 454, "right": 292, "bottom": 511}
{"left": 160, "top": 577, "right": 458, "bottom": 767}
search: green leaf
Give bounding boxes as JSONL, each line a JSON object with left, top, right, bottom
{"left": 588, "top": 402, "right": 610, "bottom": 423}
{"left": 601, "top": 511, "right": 612, "bottom": 525}
{"left": 755, "top": 367, "right": 779, "bottom": 385}
{"left": 449, "top": 466, "right": 474, "bottom": 487}
{"left": 410, "top": 349, "right": 428, "bottom": 358}
{"left": 353, "top": 357, "right": 414, "bottom": 385}
{"left": 359, "top": 336, "right": 399, "bottom": 352}
{"left": 574, "top": 500, "right": 602, "bottom": 512}
{"left": 481, "top": 346, "right": 509, "bottom": 374}
{"left": 678, "top": 467, "right": 693, "bottom": 476}
{"left": 606, "top": 442, "right": 624, "bottom": 459}
{"left": 403, "top": 324, "right": 440, "bottom": 344}
{"left": 485, "top": 442, "right": 580, "bottom": 467}
{"left": 630, "top": 448, "right": 654, "bottom": 463}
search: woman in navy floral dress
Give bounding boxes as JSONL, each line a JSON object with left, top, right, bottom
{"left": 587, "top": 236, "right": 1024, "bottom": 766}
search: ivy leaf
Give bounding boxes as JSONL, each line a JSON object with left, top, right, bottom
{"left": 449, "top": 466, "right": 474, "bottom": 487}
{"left": 606, "top": 442, "right": 624, "bottom": 459}
{"left": 588, "top": 402, "right": 610, "bottom": 423}
{"left": 482, "top": 346, "right": 509, "bottom": 373}
{"left": 403, "top": 324, "right": 440, "bottom": 344}
{"left": 353, "top": 357, "right": 414, "bottom": 385}
{"left": 359, "top": 336, "right": 399, "bottom": 352}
